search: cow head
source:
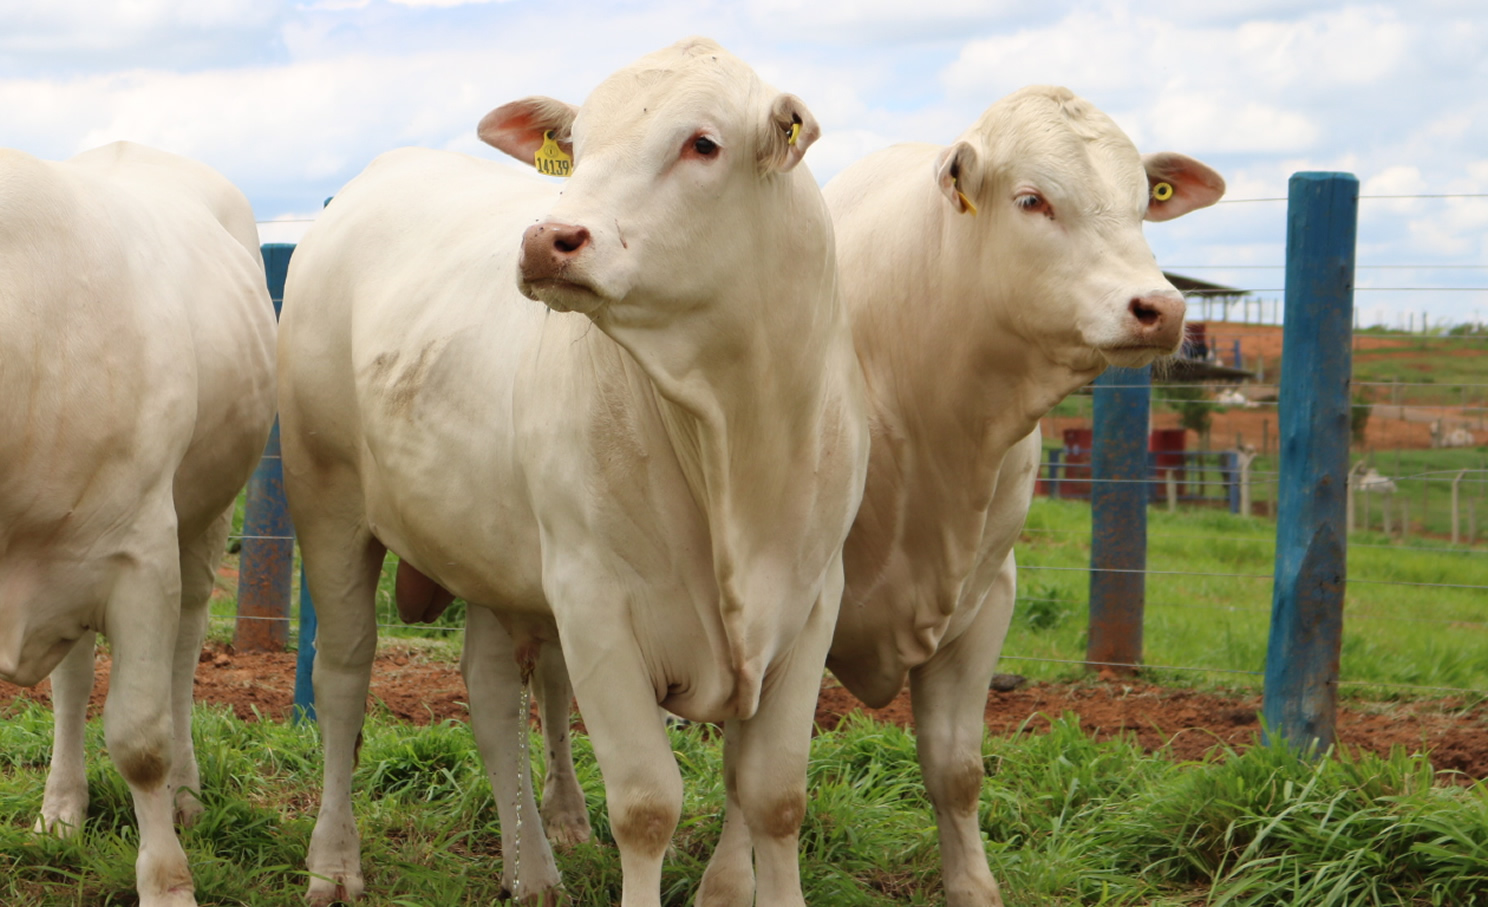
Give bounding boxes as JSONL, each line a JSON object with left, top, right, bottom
{"left": 478, "top": 38, "right": 825, "bottom": 329}
{"left": 935, "top": 86, "right": 1224, "bottom": 372}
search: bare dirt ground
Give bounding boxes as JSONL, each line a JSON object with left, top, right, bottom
{"left": 4, "top": 642, "right": 1486, "bottom": 783}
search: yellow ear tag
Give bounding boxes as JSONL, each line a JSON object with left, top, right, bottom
{"left": 953, "top": 179, "right": 978, "bottom": 216}
{"left": 534, "top": 130, "right": 572, "bottom": 178}
{"left": 787, "top": 120, "right": 801, "bottom": 146}
{"left": 1152, "top": 181, "right": 1174, "bottom": 202}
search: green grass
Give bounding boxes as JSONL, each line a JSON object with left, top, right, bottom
{"left": 213, "top": 460, "right": 1487, "bottom": 699}
{"left": 1009, "top": 498, "right": 1488, "bottom": 694}
{"left": 1345, "top": 446, "right": 1488, "bottom": 540}
{"left": 4, "top": 701, "right": 1487, "bottom": 905}
{"left": 1349, "top": 333, "right": 1488, "bottom": 411}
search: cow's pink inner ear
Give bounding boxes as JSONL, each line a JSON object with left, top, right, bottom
{"left": 1142, "top": 152, "right": 1225, "bottom": 222}
{"left": 477, "top": 97, "right": 577, "bottom": 168}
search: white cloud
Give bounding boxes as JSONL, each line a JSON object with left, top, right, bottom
{"left": 386, "top": 0, "right": 517, "bottom": 6}
{"left": 1141, "top": 93, "right": 1319, "bottom": 155}
{"left": 745, "top": 0, "right": 1028, "bottom": 41}
{"left": 1, "top": 0, "right": 1483, "bottom": 326}
{"left": 940, "top": 5, "right": 1412, "bottom": 159}
{"left": 0, "top": 0, "right": 282, "bottom": 71}
{"left": 1229, "top": 8, "right": 1409, "bottom": 92}
{"left": 255, "top": 211, "right": 321, "bottom": 244}
{"left": 1363, "top": 165, "right": 1428, "bottom": 215}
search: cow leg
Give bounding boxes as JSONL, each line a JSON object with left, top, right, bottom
{"left": 908, "top": 557, "right": 1015, "bottom": 907}
{"left": 694, "top": 721, "right": 754, "bottom": 907}
{"left": 103, "top": 528, "right": 197, "bottom": 907}
{"left": 531, "top": 641, "right": 593, "bottom": 847}
{"left": 558, "top": 615, "right": 682, "bottom": 907}
{"left": 462, "top": 606, "right": 563, "bottom": 904}
{"left": 36, "top": 632, "right": 96, "bottom": 837}
{"left": 708, "top": 586, "right": 837, "bottom": 907}
{"left": 167, "top": 509, "right": 231, "bottom": 828}
{"left": 301, "top": 525, "right": 386, "bottom": 906}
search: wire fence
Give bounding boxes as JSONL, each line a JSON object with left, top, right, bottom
{"left": 994, "top": 189, "right": 1488, "bottom": 700}
{"left": 226, "top": 190, "right": 1488, "bottom": 710}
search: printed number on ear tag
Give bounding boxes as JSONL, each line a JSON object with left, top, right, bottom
{"left": 535, "top": 131, "right": 572, "bottom": 178}
{"left": 1152, "top": 181, "right": 1174, "bottom": 202}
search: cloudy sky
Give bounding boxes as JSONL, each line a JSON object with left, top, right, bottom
{"left": 3, "top": 0, "right": 1485, "bottom": 326}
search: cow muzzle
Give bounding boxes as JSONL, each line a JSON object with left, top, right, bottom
{"left": 518, "top": 220, "right": 602, "bottom": 312}
{"left": 1122, "top": 290, "right": 1186, "bottom": 351}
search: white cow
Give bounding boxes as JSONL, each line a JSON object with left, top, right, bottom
{"left": 0, "top": 142, "right": 277, "bottom": 907}
{"left": 694, "top": 86, "right": 1225, "bottom": 905}
{"left": 277, "top": 38, "right": 868, "bottom": 907}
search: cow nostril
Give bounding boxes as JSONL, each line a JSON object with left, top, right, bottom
{"left": 1130, "top": 297, "right": 1161, "bottom": 327}
{"left": 553, "top": 227, "right": 590, "bottom": 255}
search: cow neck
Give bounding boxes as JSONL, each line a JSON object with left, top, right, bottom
{"left": 595, "top": 241, "right": 865, "bottom": 721}
{"left": 848, "top": 235, "right": 1104, "bottom": 615}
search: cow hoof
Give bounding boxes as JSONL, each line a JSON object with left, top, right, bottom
{"left": 540, "top": 810, "right": 592, "bottom": 848}
{"left": 174, "top": 798, "right": 205, "bottom": 829}
{"left": 33, "top": 810, "right": 86, "bottom": 839}
{"left": 515, "top": 885, "right": 566, "bottom": 906}
{"left": 944, "top": 876, "right": 1004, "bottom": 907}
{"left": 307, "top": 873, "right": 364, "bottom": 905}
{"left": 143, "top": 886, "right": 198, "bottom": 907}
{"left": 695, "top": 866, "right": 754, "bottom": 907}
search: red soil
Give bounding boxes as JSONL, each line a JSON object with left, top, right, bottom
{"left": 4, "top": 642, "right": 1485, "bottom": 783}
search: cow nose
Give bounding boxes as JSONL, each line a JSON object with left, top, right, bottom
{"left": 1128, "top": 291, "right": 1186, "bottom": 347}
{"left": 519, "top": 221, "right": 591, "bottom": 282}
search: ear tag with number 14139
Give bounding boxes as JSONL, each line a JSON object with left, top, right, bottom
{"left": 535, "top": 131, "right": 572, "bottom": 178}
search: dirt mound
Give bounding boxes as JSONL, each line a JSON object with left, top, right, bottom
{"left": 4, "top": 644, "right": 1485, "bottom": 781}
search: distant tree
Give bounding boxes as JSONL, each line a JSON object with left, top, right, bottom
{"left": 1350, "top": 392, "right": 1372, "bottom": 445}
{"left": 1164, "top": 383, "right": 1219, "bottom": 448}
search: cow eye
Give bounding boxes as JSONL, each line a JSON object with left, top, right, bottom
{"left": 1016, "top": 192, "right": 1052, "bottom": 217}
{"left": 691, "top": 136, "right": 719, "bottom": 157}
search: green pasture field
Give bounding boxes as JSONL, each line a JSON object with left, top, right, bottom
{"left": 3, "top": 697, "right": 1487, "bottom": 905}
{"left": 1349, "top": 331, "right": 1488, "bottom": 411}
{"left": 1009, "top": 498, "right": 1488, "bottom": 695}
{"left": 214, "top": 474, "right": 1488, "bottom": 696}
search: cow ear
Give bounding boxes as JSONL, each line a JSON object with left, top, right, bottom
{"left": 758, "top": 93, "right": 820, "bottom": 173}
{"left": 934, "top": 141, "right": 981, "bottom": 215}
{"left": 478, "top": 97, "right": 579, "bottom": 168}
{"left": 1143, "top": 152, "right": 1225, "bottom": 222}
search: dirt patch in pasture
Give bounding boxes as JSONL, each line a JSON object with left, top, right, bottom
{"left": 1047, "top": 406, "right": 1438, "bottom": 456}
{"left": 816, "top": 679, "right": 1488, "bottom": 781}
{"left": 4, "top": 644, "right": 1486, "bottom": 782}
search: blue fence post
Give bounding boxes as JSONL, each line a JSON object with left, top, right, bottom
{"left": 1263, "top": 172, "right": 1357, "bottom": 753}
{"left": 1087, "top": 365, "right": 1151, "bottom": 675}
{"left": 235, "top": 244, "right": 296, "bottom": 652}
{"left": 1222, "top": 452, "right": 1241, "bottom": 514}
{"left": 293, "top": 565, "right": 317, "bottom": 723}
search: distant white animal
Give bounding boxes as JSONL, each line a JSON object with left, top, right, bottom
{"left": 1430, "top": 420, "right": 1476, "bottom": 448}
{"left": 1352, "top": 467, "right": 1398, "bottom": 494}
{"left": 695, "top": 85, "right": 1223, "bottom": 907}
{"left": 0, "top": 142, "right": 277, "bottom": 907}
{"left": 1217, "top": 388, "right": 1257, "bottom": 408}
{"left": 278, "top": 38, "right": 868, "bottom": 907}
